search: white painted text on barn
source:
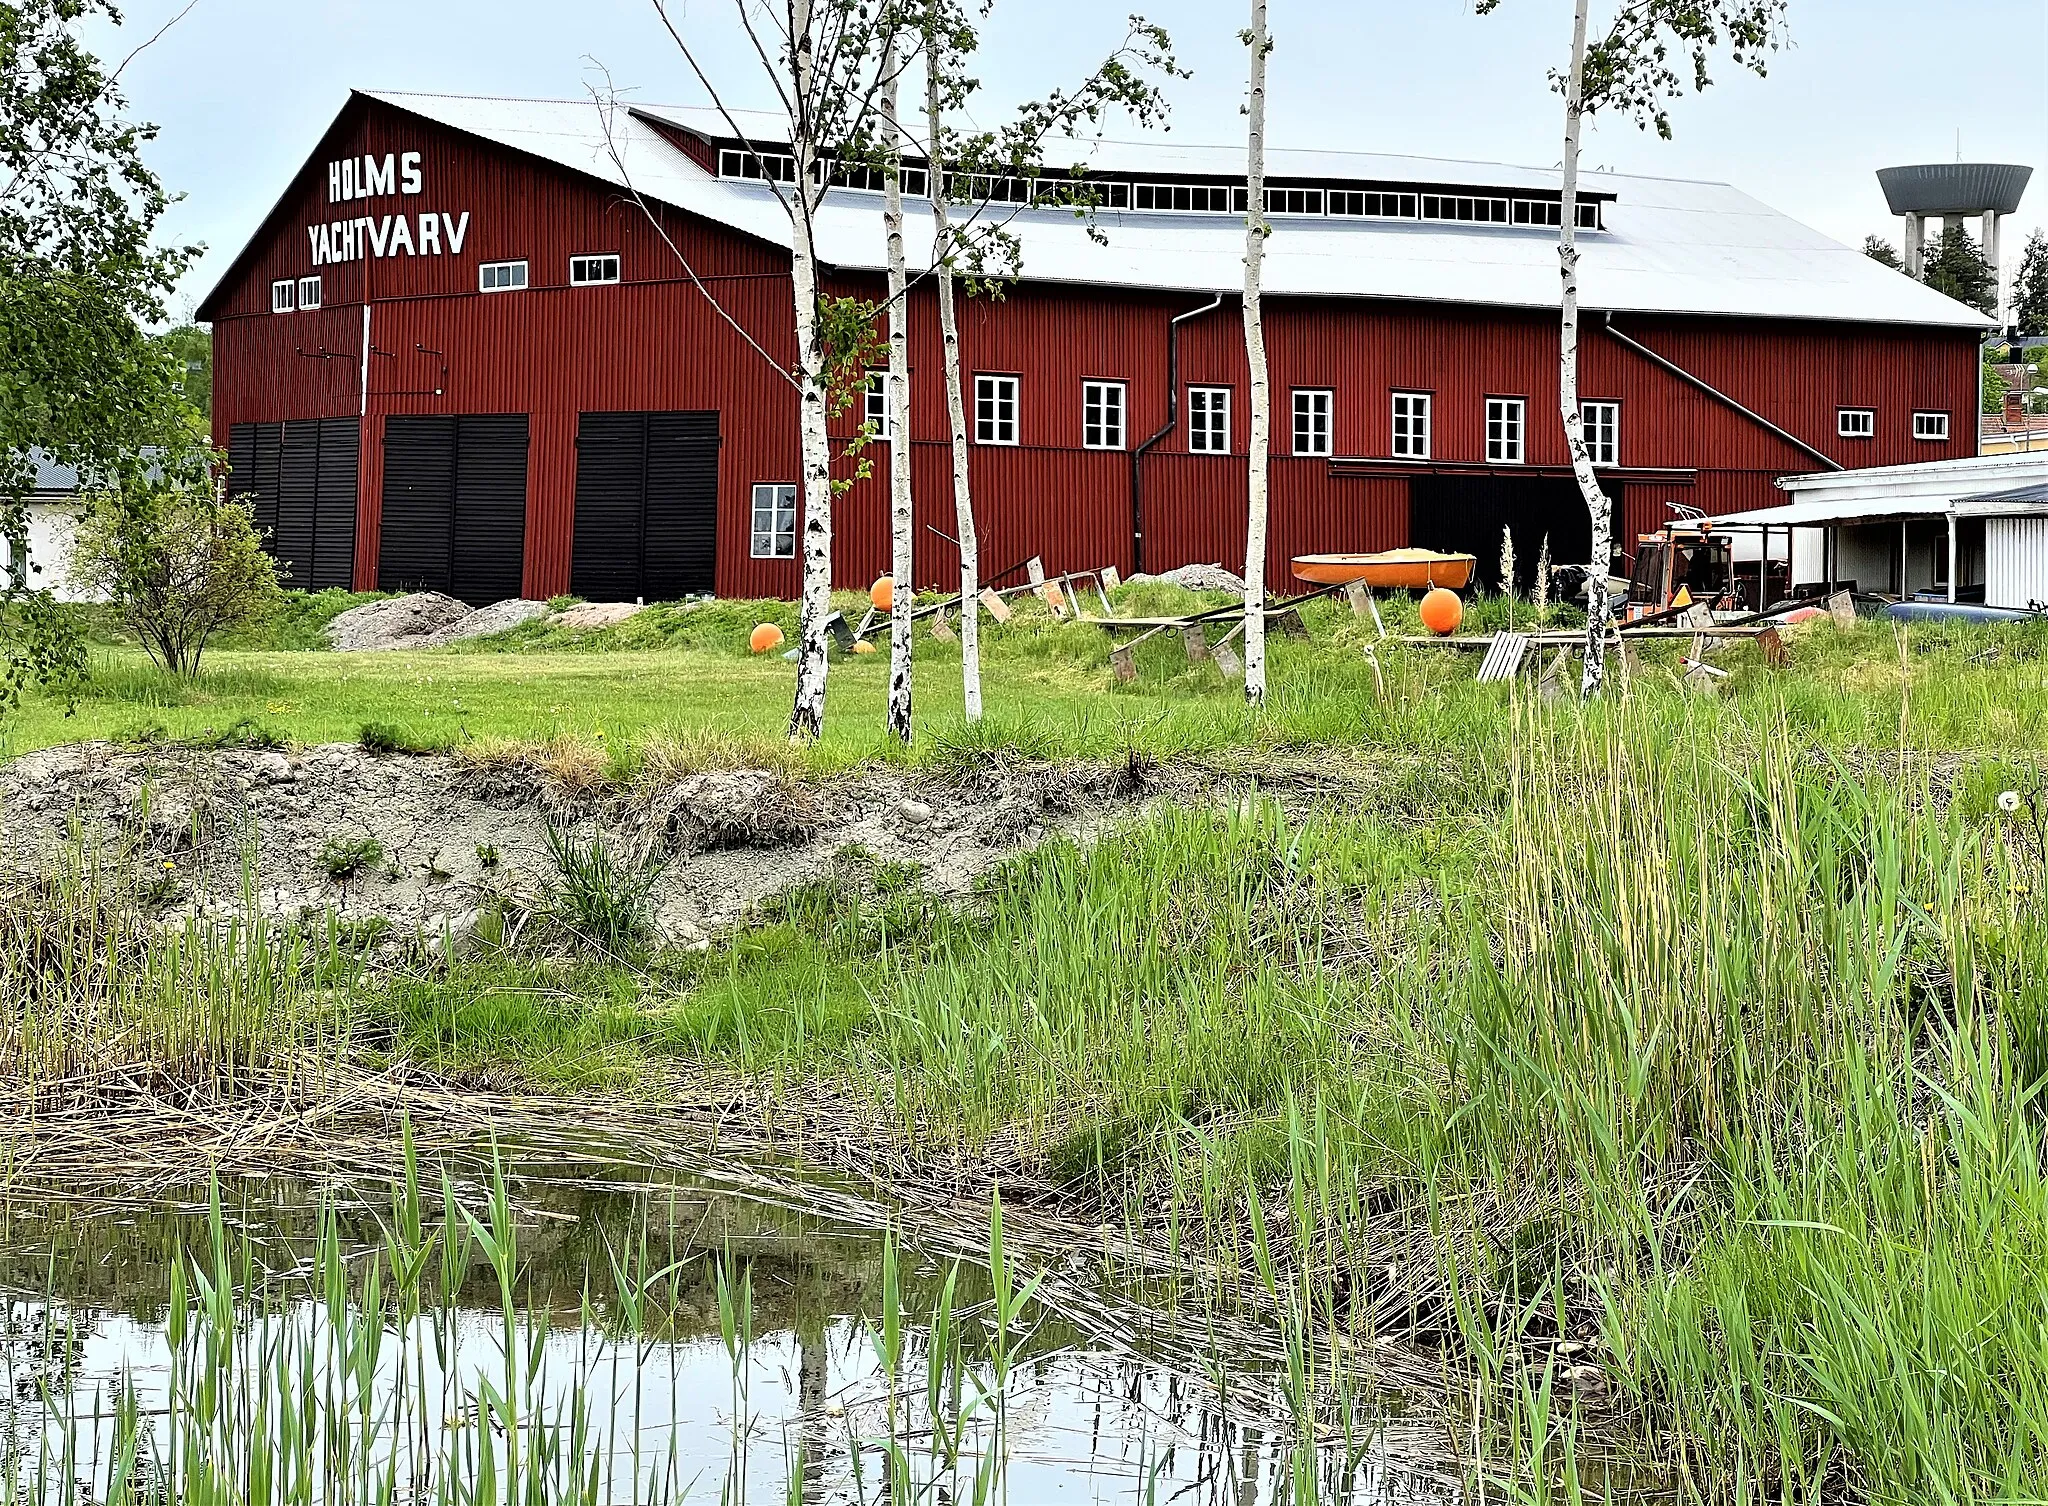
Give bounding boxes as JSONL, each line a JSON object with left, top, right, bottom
{"left": 310, "top": 152, "right": 470, "bottom": 267}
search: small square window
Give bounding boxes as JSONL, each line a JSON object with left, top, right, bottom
{"left": 750, "top": 483, "right": 797, "bottom": 559}
{"left": 480, "top": 260, "right": 529, "bottom": 293}
{"left": 1082, "top": 380, "right": 1126, "bottom": 450}
{"left": 296, "top": 276, "right": 322, "bottom": 311}
{"left": 1188, "top": 386, "right": 1231, "bottom": 453}
{"left": 1581, "top": 401, "right": 1619, "bottom": 466}
{"left": 570, "top": 254, "right": 621, "bottom": 286}
{"left": 1913, "top": 411, "right": 1950, "bottom": 441}
{"left": 1838, "top": 408, "right": 1875, "bottom": 439}
{"left": 1486, "top": 397, "right": 1525, "bottom": 464}
{"left": 270, "top": 279, "right": 296, "bottom": 314}
{"left": 864, "top": 371, "right": 896, "bottom": 440}
{"left": 975, "top": 375, "right": 1019, "bottom": 445}
{"left": 1391, "top": 392, "right": 1431, "bottom": 459}
{"left": 1292, "top": 390, "right": 1333, "bottom": 457}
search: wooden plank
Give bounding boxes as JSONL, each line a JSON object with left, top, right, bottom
{"left": 980, "top": 588, "right": 1012, "bottom": 623}
{"left": 929, "top": 610, "right": 956, "bottom": 643}
{"left": 1213, "top": 637, "right": 1243, "bottom": 679}
{"left": 825, "top": 612, "right": 858, "bottom": 654}
{"left": 1477, "top": 632, "right": 1531, "bottom": 682}
{"left": 1180, "top": 623, "right": 1211, "bottom": 662}
{"left": 1110, "top": 644, "right": 1137, "bottom": 683}
{"left": 1271, "top": 607, "right": 1309, "bottom": 640}
{"left": 1344, "top": 581, "right": 1372, "bottom": 617}
{"left": 1755, "top": 624, "right": 1788, "bottom": 669}
{"left": 1101, "top": 565, "right": 1122, "bottom": 592}
{"left": 1026, "top": 555, "right": 1047, "bottom": 589}
{"left": 1826, "top": 589, "right": 1856, "bottom": 629}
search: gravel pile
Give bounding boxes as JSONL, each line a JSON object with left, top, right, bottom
{"left": 1125, "top": 563, "right": 1246, "bottom": 594}
{"left": 325, "top": 593, "right": 552, "bottom": 652}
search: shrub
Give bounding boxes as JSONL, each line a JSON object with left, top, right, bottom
{"left": 64, "top": 473, "right": 284, "bottom": 677}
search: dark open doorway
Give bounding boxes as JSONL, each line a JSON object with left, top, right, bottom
{"left": 1409, "top": 473, "right": 1622, "bottom": 592}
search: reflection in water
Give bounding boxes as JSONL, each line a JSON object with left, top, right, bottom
{"left": 0, "top": 1160, "right": 1462, "bottom": 1504}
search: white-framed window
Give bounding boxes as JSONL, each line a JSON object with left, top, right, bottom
{"left": 1838, "top": 408, "right": 1875, "bottom": 439}
{"left": 1913, "top": 411, "right": 1950, "bottom": 441}
{"left": 270, "top": 278, "right": 296, "bottom": 314}
{"left": 479, "top": 260, "right": 528, "bottom": 293}
{"left": 750, "top": 483, "right": 797, "bottom": 559}
{"left": 1391, "top": 391, "right": 1431, "bottom": 458}
{"left": 296, "top": 276, "right": 322, "bottom": 311}
{"left": 718, "top": 149, "right": 799, "bottom": 183}
{"left": 1486, "top": 397, "right": 1526, "bottom": 464}
{"left": 1082, "top": 380, "right": 1126, "bottom": 450}
{"left": 1581, "top": 400, "right": 1619, "bottom": 466}
{"left": 1188, "top": 386, "right": 1231, "bottom": 453}
{"left": 1292, "top": 389, "right": 1333, "bottom": 457}
{"left": 1132, "top": 182, "right": 1236, "bottom": 213}
{"left": 569, "top": 254, "right": 621, "bottom": 286}
{"left": 974, "top": 374, "right": 1019, "bottom": 446}
{"left": 864, "top": 371, "right": 895, "bottom": 440}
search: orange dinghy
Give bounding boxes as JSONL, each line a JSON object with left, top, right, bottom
{"left": 1291, "top": 549, "right": 1477, "bottom": 591}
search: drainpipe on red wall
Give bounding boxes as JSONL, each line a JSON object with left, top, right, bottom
{"left": 1130, "top": 293, "right": 1226, "bottom": 575}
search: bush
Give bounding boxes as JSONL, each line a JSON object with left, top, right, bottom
{"left": 65, "top": 474, "right": 283, "bottom": 677}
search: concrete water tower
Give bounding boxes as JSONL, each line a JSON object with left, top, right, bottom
{"left": 1877, "top": 162, "right": 2032, "bottom": 309}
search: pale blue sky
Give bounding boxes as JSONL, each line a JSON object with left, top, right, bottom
{"left": 100, "top": 0, "right": 2047, "bottom": 316}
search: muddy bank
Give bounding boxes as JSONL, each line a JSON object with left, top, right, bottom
{"left": 0, "top": 740, "right": 1222, "bottom": 950}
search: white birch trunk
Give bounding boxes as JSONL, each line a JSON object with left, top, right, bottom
{"left": 1558, "top": 0, "right": 1611, "bottom": 698}
{"left": 881, "top": 43, "right": 914, "bottom": 742}
{"left": 927, "top": 50, "right": 982, "bottom": 721}
{"left": 1240, "top": 0, "right": 1271, "bottom": 706}
{"left": 787, "top": 0, "right": 834, "bottom": 741}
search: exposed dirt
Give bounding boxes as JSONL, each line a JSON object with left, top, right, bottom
{"left": 0, "top": 741, "right": 1223, "bottom": 955}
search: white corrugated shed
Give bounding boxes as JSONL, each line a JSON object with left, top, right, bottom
{"left": 364, "top": 90, "right": 1992, "bottom": 330}
{"left": 1987, "top": 518, "right": 2048, "bottom": 610}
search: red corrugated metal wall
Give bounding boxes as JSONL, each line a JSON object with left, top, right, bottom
{"left": 207, "top": 94, "right": 1983, "bottom": 600}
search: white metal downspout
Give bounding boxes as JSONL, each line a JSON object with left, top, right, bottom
{"left": 359, "top": 302, "right": 371, "bottom": 418}
{"left": 1947, "top": 510, "right": 1958, "bottom": 604}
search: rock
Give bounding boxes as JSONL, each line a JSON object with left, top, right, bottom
{"left": 552, "top": 601, "right": 645, "bottom": 630}
{"left": 253, "top": 751, "right": 295, "bottom": 784}
{"left": 1564, "top": 1364, "right": 1606, "bottom": 1395}
{"left": 897, "top": 798, "right": 934, "bottom": 826}
{"left": 326, "top": 592, "right": 472, "bottom": 651}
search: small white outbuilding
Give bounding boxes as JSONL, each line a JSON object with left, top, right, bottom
{"left": 1702, "top": 454, "right": 2048, "bottom": 610}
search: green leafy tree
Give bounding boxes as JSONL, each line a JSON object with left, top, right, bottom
{"left": 1983, "top": 362, "right": 2007, "bottom": 415}
{"left": 1862, "top": 234, "right": 1903, "bottom": 270}
{"left": 0, "top": 0, "right": 202, "bottom": 711}
{"left": 1920, "top": 222, "right": 1997, "bottom": 314}
{"left": 66, "top": 473, "right": 283, "bottom": 678}
{"left": 2014, "top": 228, "right": 2048, "bottom": 335}
{"left": 158, "top": 322, "right": 212, "bottom": 426}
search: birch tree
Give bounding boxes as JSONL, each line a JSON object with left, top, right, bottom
{"left": 1478, "top": 0, "right": 1786, "bottom": 695}
{"left": 649, "top": 0, "right": 912, "bottom": 741}
{"left": 880, "top": 37, "right": 915, "bottom": 742}
{"left": 1239, "top": 2, "right": 1272, "bottom": 706}
{"left": 909, "top": 3, "right": 1180, "bottom": 720}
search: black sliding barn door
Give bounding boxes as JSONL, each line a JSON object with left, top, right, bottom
{"left": 377, "top": 414, "right": 529, "bottom": 605}
{"left": 226, "top": 419, "right": 360, "bottom": 591}
{"left": 572, "top": 411, "right": 720, "bottom": 602}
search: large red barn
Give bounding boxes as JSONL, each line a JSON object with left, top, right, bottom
{"left": 197, "top": 90, "right": 1991, "bottom": 603}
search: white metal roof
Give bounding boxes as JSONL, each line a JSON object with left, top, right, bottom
{"left": 1702, "top": 454, "right": 2048, "bottom": 527}
{"left": 364, "top": 90, "right": 1994, "bottom": 330}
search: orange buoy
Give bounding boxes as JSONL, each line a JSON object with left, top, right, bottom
{"left": 852, "top": 639, "right": 877, "bottom": 655}
{"left": 749, "top": 622, "right": 786, "bottom": 653}
{"left": 870, "top": 576, "right": 894, "bottom": 611}
{"left": 1419, "top": 587, "right": 1464, "bottom": 636}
